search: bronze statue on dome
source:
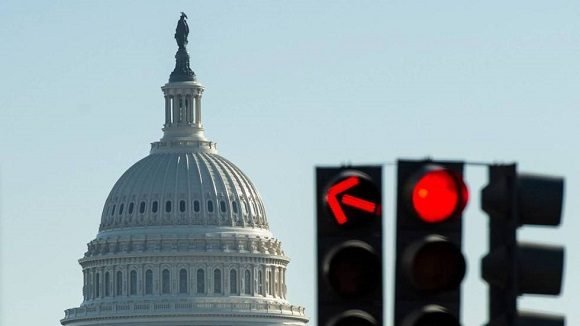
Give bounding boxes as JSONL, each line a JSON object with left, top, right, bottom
{"left": 170, "top": 12, "right": 195, "bottom": 82}
{"left": 175, "top": 12, "right": 189, "bottom": 49}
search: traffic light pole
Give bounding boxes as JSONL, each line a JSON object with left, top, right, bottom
{"left": 482, "top": 164, "right": 518, "bottom": 325}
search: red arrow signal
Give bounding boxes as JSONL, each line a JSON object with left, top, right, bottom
{"left": 342, "top": 194, "right": 377, "bottom": 214}
{"left": 326, "top": 176, "right": 380, "bottom": 225}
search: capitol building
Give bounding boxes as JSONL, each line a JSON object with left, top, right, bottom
{"left": 61, "top": 14, "right": 308, "bottom": 326}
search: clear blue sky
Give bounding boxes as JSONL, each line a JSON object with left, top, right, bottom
{"left": 1, "top": 1, "right": 579, "bottom": 325}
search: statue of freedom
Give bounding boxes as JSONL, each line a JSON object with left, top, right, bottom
{"left": 175, "top": 12, "right": 189, "bottom": 49}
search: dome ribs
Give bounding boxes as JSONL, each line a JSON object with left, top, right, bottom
{"left": 196, "top": 152, "right": 218, "bottom": 225}
{"left": 102, "top": 156, "right": 154, "bottom": 230}
{"left": 158, "top": 154, "right": 175, "bottom": 225}
{"left": 215, "top": 155, "right": 262, "bottom": 229}
{"left": 98, "top": 153, "right": 273, "bottom": 232}
{"left": 169, "top": 153, "right": 187, "bottom": 224}
{"left": 202, "top": 153, "right": 233, "bottom": 226}
{"left": 136, "top": 154, "right": 163, "bottom": 226}
{"left": 147, "top": 154, "right": 170, "bottom": 226}
{"left": 117, "top": 158, "right": 149, "bottom": 226}
{"left": 210, "top": 155, "right": 242, "bottom": 227}
{"left": 189, "top": 153, "right": 204, "bottom": 225}
{"left": 184, "top": 153, "right": 193, "bottom": 225}
{"left": 223, "top": 157, "right": 268, "bottom": 229}
{"left": 118, "top": 161, "right": 143, "bottom": 226}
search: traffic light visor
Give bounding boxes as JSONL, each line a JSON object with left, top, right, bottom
{"left": 518, "top": 174, "right": 564, "bottom": 226}
{"left": 401, "top": 305, "right": 460, "bottom": 326}
{"left": 329, "top": 310, "right": 378, "bottom": 326}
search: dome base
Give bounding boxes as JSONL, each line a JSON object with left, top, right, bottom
{"left": 62, "top": 300, "right": 307, "bottom": 326}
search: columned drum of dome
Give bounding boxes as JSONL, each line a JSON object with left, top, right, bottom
{"left": 61, "top": 14, "right": 308, "bottom": 326}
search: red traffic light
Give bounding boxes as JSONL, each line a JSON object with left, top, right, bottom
{"left": 317, "top": 166, "right": 383, "bottom": 326}
{"left": 325, "top": 172, "right": 381, "bottom": 226}
{"left": 409, "top": 167, "right": 468, "bottom": 223}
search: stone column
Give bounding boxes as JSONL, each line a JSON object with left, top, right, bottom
{"left": 164, "top": 95, "right": 171, "bottom": 125}
{"left": 87, "top": 269, "right": 93, "bottom": 300}
{"left": 195, "top": 95, "right": 202, "bottom": 127}
{"left": 178, "top": 95, "right": 185, "bottom": 123}
{"left": 186, "top": 95, "right": 194, "bottom": 123}
{"left": 253, "top": 265, "right": 258, "bottom": 296}
{"left": 82, "top": 269, "right": 88, "bottom": 300}
{"left": 275, "top": 267, "right": 280, "bottom": 297}
{"left": 172, "top": 96, "right": 179, "bottom": 124}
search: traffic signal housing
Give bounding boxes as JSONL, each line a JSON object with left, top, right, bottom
{"left": 481, "top": 164, "right": 565, "bottom": 325}
{"left": 316, "top": 166, "right": 383, "bottom": 326}
{"left": 394, "top": 159, "right": 468, "bottom": 326}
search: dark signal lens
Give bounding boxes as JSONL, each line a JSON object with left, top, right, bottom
{"left": 403, "top": 235, "right": 466, "bottom": 292}
{"left": 325, "top": 241, "right": 381, "bottom": 298}
{"left": 411, "top": 169, "right": 468, "bottom": 223}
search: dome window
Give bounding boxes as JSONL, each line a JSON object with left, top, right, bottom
{"left": 258, "top": 270, "right": 263, "bottom": 295}
{"left": 207, "top": 200, "right": 214, "bottom": 213}
{"left": 139, "top": 202, "right": 146, "bottom": 214}
{"left": 180, "top": 200, "right": 186, "bottom": 212}
{"left": 128, "top": 202, "right": 134, "bottom": 215}
{"left": 162, "top": 269, "right": 170, "bottom": 294}
{"left": 105, "top": 272, "right": 110, "bottom": 297}
{"left": 244, "top": 270, "right": 251, "bottom": 294}
{"left": 95, "top": 273, "right": 100, "bottom": 298}
{"left": 165, "top": 200, "right": 172, "bottom": 213}
{"left": 230, "top": 269, "right": 237, "bottom": 294}
{"left": 119, "top": 204, "right": 124, "bottom": 215}
{"left": 129, "top": 270, "right": 137, "bottom": 295}
{"left": 232, "top": 201, "right": 238, "bottom": 214}
{"left": 179, "top": 269, "right": 188, "bottom": 293}
{"left": 193, "top": 200, "right": 200, "bottom": 212}
{"left": 214, "top": 269, "right": 222, "bottom": 293}
{"left": 152, "top": 201, "right": 159, "bottom": 213}
{"left": 145, "top": 270, "right": 153, "bottom": 294}
{"left": 111, "top": 205, "right": 116, "bottom": 216}
{"left": 196, "top": 269, "right": 205, "bottom": 293}
{"left": 116, "top": 271, "right": 123, "bottom": 296}
{"left": 220, "top": 200, "right": 227, "bottom": 213}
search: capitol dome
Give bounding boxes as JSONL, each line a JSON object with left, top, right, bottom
{"left": 61, "top": 13, "right": 307, "bottom": 326}
{"left": 100, "top": 152, "right": 270, "bottom": 232}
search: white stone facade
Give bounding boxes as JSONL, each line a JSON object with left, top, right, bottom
{"left": 61, "top": 38, "right": 307, "bottom": 326}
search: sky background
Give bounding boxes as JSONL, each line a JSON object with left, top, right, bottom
{"left": 1, "top": 1, "right": 579, "bottom": 325}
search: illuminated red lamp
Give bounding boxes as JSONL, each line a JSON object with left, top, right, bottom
{"left": 325, "top": 173, "right": 381, "bottom": 227}
{"left": 409, "top": 167, "right": 468, "bottom": 223}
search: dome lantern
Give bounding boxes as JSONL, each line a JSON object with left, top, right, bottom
{"left": 152, "top": 12, "right": 215, "bottom": 154}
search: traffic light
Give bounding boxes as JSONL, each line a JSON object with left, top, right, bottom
{"left": 394, "top": 159, "right": 468, "bottom": 326}
{"left": 481, "top": 164, "right": 565, "bottom": 325}
{"left": 316, "top": 166, "right": 383, "bottom": 326}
